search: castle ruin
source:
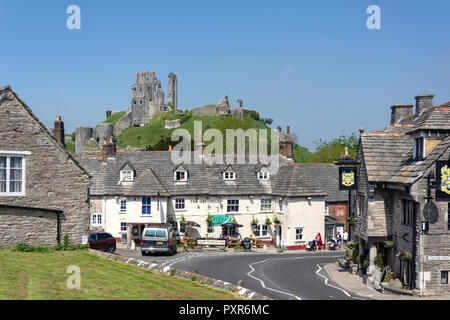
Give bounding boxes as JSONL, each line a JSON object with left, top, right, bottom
{"left": 131, "top": 70, "right": 178, "bottom": 126}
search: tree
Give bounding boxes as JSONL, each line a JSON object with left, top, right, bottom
{"left": 308, "top": 133, "right": 358, "bottom": 163}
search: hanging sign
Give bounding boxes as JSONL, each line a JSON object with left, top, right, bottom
{"left": 436, "top": 161, "right": 450, "bottom": 201}
{"left": 339, "top": 167, "right": 357, "bottom": 190}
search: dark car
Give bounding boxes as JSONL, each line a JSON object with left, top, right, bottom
{"left": 88, "top": 232, "right": 116, "bottom": 253}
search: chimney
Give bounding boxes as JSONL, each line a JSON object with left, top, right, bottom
{"left": 390, "top": 104, "right": 413, "bottom": 125}
{"left": 102, "top": 136, "right": 116, "bottom": 162}
{"left": 279, "top": 127, "right": 293, "bottom": 160}
{"left": 286, "top": 126, "right": 290, "bottom": 135}
{"left": 415, "top": 94, "right": 434, "bottom": 117}
{"left": 54, "top": 116, "right": 65, "bottom": 147}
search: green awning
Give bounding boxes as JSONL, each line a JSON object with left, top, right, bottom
{"left": 211, "top": 215, "right": 231, "bottom": 226}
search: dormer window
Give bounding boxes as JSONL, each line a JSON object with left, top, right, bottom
{"left": 119, "top": 162, "right": 135, "bottom": 183}
{"left": 223, "top": 171, "right": 236, "bottom": 181}
{"left": 121, "top": 170, "right": 134, "bottom": 182}
{"left": 258, "top": 171, "right": 270, "bottom": 181}
{"left": 174, "top": 170, "right": 187, "bottom": 182}
{"left": 414, "top": 136, "right": 424, "bottom": 159}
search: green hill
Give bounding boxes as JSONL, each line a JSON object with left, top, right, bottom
{"left": 100, "top": 110, "right": 312, "bottom": 163}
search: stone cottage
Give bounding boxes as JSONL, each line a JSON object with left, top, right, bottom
{"left": 355, "top": 94, "right": 450, "bottom": 295}
{"left": 0, "top": 86, "right": 91, "bottom": 246}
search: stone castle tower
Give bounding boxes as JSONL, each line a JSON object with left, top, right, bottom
{"left": 131, "top": 70, "right": 177, "bottom": 126}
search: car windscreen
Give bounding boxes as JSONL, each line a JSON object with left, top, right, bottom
{"left": 144, "top": 228, "right": 166, "bottom": 238}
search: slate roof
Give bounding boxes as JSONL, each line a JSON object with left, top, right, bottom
{"left": 360, "top": 99, "right": 450, "bottom": 185}
{"left": 78, "top": 152, "right": 343, "bottom": 199}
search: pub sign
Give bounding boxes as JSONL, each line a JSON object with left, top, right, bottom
{"left": 339, "top": 167, "right": 357, "bottom": 190}
{"left": 436, "top": 161, "right": 450, "bottom": 201}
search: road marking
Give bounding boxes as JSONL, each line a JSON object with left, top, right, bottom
{"left": 315, "top": 264, "right": 365, "bottom": 300}
{"left": 246, "top": 255, "right": 341, "bottom": 300}
{"left": 247, "top": 259, "right": 302, "bottom": 300}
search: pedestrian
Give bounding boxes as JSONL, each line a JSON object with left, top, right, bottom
{"left": 337, "top": 232, "right": 342, "bottom": 248}
{"left": 343, "top": 231, "right": 348, "bottom": 246}
{"left": 315, "top": 233, "right": 323, "bottom": 251}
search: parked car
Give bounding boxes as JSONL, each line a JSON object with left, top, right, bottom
{"left": 141, "top": 225, "right": 179, "bottom": 256}
{"left": 88, "top": 232, "right": 116, "bottom": 253}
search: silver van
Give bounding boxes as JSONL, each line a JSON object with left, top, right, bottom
{"left": 141, "top": 225, "right": 179, "bottom": 256}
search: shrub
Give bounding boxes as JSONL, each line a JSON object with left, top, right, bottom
{"left": 234, "top": 245, "right": 243, "bottom": 250}
{"left": 170, "top": 268, "right": 177, "bottom": 276}
{"left": 384, "top": 272, "right": 400, "bottom": 282}
{"left": 351, "top": 241, "right": 359, "bottom": 264}
{"left": 63, "top": 234, "right": 70, "bottom": 250}
{"left": 375, "top": 253, "right": 386, "bottom": 269}
{"left": 191, "top": 275, "right": 198, "bottom": 281}
{"left": 363, "top": 260, "right": 370, "bottom": 269}
{"left": 13, "top": 243, "right": 52, "bottom": 253}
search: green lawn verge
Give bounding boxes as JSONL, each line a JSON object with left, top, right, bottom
{"left": 0, "top": 250, "right": 240, "bottom": 300}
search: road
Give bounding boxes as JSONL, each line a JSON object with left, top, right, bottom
{"left": 116, "top": 249, "right": 366, "bottom": 300}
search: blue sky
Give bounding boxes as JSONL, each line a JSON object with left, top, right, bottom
{"left": 1, "top": 0, "right": 449, "bottom": 150}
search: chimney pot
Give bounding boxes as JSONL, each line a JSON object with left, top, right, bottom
{"left": 415, "top": 94, "right": 434, "bottom": 116}
{"left": 286, "top": 126, "right": 290, "bottom": 135}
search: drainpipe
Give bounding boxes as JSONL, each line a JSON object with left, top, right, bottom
{"left": 56, "top": 212, "right": 61, "bottom": 246}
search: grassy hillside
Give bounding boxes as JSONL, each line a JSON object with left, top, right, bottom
{"left": 0, "top": 250, "right": 239, "bottom": 300}
{"left": 102, "top": 110, "right": 314, "bottom": 162}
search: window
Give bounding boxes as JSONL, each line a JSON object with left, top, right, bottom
{"left": 121, "top": 170, "right": 133, "bottom": 182}
{"left": 223, "top": 226, "right": 237, "bottom": 237}
{"left": 253, "top": 224, "right": 268, "bottom": 237}
{"left": 258, "top": 171, "right": 269, "bottom": 181}
{"left": 120, "top": 222, "right": 127, "bottom": 232}
{"left": 174, "top": 170, "right": 187, "bottom": 182}
{"left": 223, "top": 171, "right": 235, "bottom": 181}
{"left": 0, "top": 155, "right": 24, "bottom": 195}
{"left": 278, "top": 199, "right": 283, "bottom": 212}
{"left": 175, "top": 198, "right": 185, "bottom": 210}
{"left": 414, "top": 137, "right": 424, "bottom": 159}
{"left": 120, "top": 199, "right": 127, "bottom": 212}
{"left": 261, "top": 198, "right": 272, "bottom": 212}
{"left": 92, "top": 213, "right": 102, "bottom": 226}
{"left": 142, "top": 197, "right": 151, "bottom": 215}
{"left": 442, "top": 271, "right": 449, "bottom": 285}
{"left": 325, "top": 203, "right": 329, "bottom": 216}
{"left": 402, "top": 199, "right": 415, "bottom": 226}
{"left": 227, "top": 199, "right": 239, "bottom": 213}
{"left": 295, "top": 227, "right": 304, "bottom": 241}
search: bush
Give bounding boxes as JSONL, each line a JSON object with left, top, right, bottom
{"left": 170, "top": 268, "right": 177, "bottom": 276}
{"left": 234, "top": 245, "right": 243, "bottom": 251}
{"left": 351, "top": 241, "right": 359, "bottom": 264}
{"left": 13, "top": 243, "right": 52, "bottom": 253}
{"left": 375, "top": 253, "right": 386, "bottom": 269}
{"left": 191, "top": 275, "right": 198, "bottom": 281}
{"left": 363, "top": 260, "right": 370, "bottom": 269}
{"left": 384, "top": 272, "right": 400, "bottom": 282}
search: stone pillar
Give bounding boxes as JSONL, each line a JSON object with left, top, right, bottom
{"left": 369, "top": 244, "right": 377, "bottom": 266}
{"left": 126, "top": 224, "right": 132, "bottom": 249}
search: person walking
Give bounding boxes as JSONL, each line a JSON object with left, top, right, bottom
{"left": 343, "top": 231, "right": 349, "bottom": 246}
{"left": 315, "top": 233, "right": 323, "bottom": 251}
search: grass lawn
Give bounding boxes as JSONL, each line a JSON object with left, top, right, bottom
{"left": 0, "top": 250, "right": 240, "bottom": 300}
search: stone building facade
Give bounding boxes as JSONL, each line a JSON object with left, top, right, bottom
{"left": 77, "top": 137, "right": 346, "bottom": 251}
{"left": 0, "top": 86, "right": 91, "bottom": 246}
{"left": 355, "top": 94, "right": 450, "bottom": 295}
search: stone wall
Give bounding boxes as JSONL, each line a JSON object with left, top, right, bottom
{"left": 114, "top": 111, "right": 132, "bottom": 136}
{"left": 0, "top": 206, "right": 59, "bottom": 246}
{"left": 0, "top": 87, "right": 91, "bottom": 246}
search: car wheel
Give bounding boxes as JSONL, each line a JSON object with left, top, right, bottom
{"left": 107, "top": 246, "right": 115, "bottom": 253}
{"left": 142, "top": 251, "right": 148, "bottom": 256}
